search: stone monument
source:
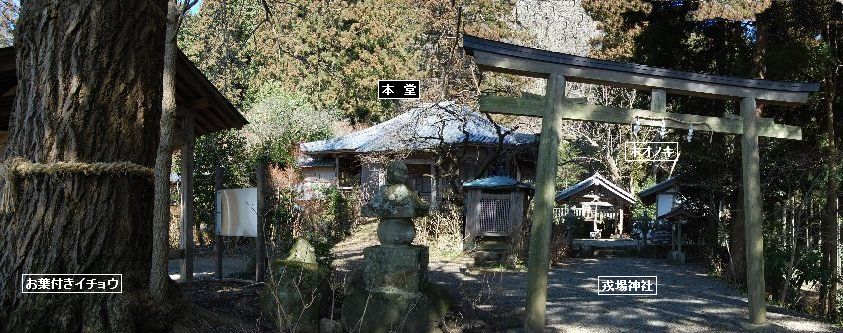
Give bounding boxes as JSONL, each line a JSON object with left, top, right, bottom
{"left": 260, "top": 238, "right": 329, "bottom": 333}
{"left": 341, "top": 162, "right": 450, "bottom": 333}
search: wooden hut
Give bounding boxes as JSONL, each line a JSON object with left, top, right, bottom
{"left": 661, "top": 205, "right": 692, "bottom": 264}
{"left": 463, "top": 176, "right": 532, "bottom": 250}
{"left": 638, "top": 176, "right": 680, "bottom": 219}
{"left": 299, "top": 102, "right": 538, "bottom": 207}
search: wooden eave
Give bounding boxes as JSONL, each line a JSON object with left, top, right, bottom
{"left": 0, "top": 47, "right": 248, "bottom": 138}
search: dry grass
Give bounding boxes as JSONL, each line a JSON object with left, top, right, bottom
{"left": 413, "top": 205, "right": 465, "bottom": 260}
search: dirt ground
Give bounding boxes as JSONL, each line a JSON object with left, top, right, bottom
{"left": 168, "top": 242, "right": 254, "bottom": 280}
{"left": 169, "top": 242, "right": 272, "bottom": 332}
{"left": 177, "top": 280, "right": 277, "bottom": 332}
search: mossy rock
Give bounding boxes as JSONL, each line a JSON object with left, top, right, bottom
{"left": 340, "top": 275, "right": 450, "bottom": 333}
{"left": 260, "top": 259, "right": 330, "bottom": 333}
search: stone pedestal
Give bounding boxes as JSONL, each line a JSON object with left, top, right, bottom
{"left": 667, "top": 250, "right": 686, "bottom": 264}
{"left": 341, "top": 245, "right": 448, "bottom": 333}
{"left": 341, "top": 277, "right": 450, "bottom": 333}
{"left": 364, "top": 245, "right": 428, "bottom": 292}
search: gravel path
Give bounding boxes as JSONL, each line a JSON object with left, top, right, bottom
{"left": 429, "top": 258, "right": 841, "bottom": 332}
{"left": 333, "top": 224, "right": 842, "bottom": 332}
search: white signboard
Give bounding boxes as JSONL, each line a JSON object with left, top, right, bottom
{"left": 215, "top": 187, "right": 258, "bottom": 237}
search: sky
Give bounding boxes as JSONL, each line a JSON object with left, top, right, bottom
{"left": 189, "top": 0, "right": 203, "bottom": 14}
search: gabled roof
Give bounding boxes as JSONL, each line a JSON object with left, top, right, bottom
{"left": 555, "top": 172, "right": 635, "bottom": 206}
{"left": 638, "top": 177, "right": 678, "bottom": 206}
{"left": 300, "top": 102, "right": 536, "bottom": 154}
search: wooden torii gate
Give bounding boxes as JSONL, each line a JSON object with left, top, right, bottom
{"left": 461, "top": 35, "right": 819, "bottom": 331}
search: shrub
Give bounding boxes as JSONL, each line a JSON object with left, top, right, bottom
{"left": 765, "top": 238, "right": 829, "bottom": 305}
{"left": 550, "top": 214, "right": 584, "bottom": 264}
{"left": 268, "top": 185, "right": 362, "bottom": 268}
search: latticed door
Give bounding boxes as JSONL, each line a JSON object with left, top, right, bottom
{"left": 478, "top": 194, "right": 512, "bottom": 235}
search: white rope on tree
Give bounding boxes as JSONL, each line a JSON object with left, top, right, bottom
{"left": 0, "top": 157, "right": 154, "bottom": 214}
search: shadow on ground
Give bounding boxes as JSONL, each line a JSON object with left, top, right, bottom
{"left": 427, "top": 258, "right": 841, "bottom": 332}
{"left": 330, "top": 223, "right": 839, "bottom": 332}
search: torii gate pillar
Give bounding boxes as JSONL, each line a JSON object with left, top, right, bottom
{"left": 741, "top": 97, "right": 766, "bottom": 325}
{"left": 525, "top": 74, "right": 565, "bottom": 331}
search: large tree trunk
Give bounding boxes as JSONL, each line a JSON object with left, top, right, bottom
{"left": 0, "top": 1, "right": 174, "bottom": 331}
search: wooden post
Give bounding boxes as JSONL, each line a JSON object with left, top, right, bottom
{"left": 525, "top": 74, "right": 565, "bottom": 331}
{"left": 464, "top": 189, "right": 480, "bottom": 250}
{"left": 256, "top": 160, "right": 267, "bottom": 282}
{"left": 510, "top": 190, "right": 525, "bottom": 238}
{"left": 180, "top": 113, "right": 195, "bottom": 281}
{"left": 671, "top": 223, "right": 676, "bottom": 251}
{"left": 429, "top": 163, "right": 438, "bottom": 211}
{"left": 618, "top": 207, "right": 624, "bottom": 237}
{"left": 741, "top": 97, "right": 766, "bottom": 325}
{"left": 334, "top": 155, "right": 340, "bottom": 186}
{"left": 214, "top": 164, "right": 223, "bottom": 280}
{"left": 678, "top": 222, "right": 683, "bottom": 253}
{"left": 651, "top": 88, "right": 667, "bottom": 112}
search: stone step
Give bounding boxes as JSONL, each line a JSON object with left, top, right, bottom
{"left": 472, "top": 250, "right": 503, "bottom": 263}
{"left": 592, "top": 249, "right": 634, "bottom": 257}
{"left": 476, "top": 242, "right": 509, "bottom": 251}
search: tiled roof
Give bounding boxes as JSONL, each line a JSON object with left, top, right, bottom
{"left": 300, "top": 102, "right": 536, "bottom": 154}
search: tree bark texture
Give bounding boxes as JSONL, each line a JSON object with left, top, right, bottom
{"left": 0, "top": 1, "right": 168, "bottom": 331}
{"left": 820, "top": 70, "right": 839, "bottom": 317}
{"left": 150, "top": 0, "right": 180, "bottom": 302}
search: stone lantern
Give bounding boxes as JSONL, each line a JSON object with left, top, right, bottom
{"left": 341, "top": 161, "right": 449, "bottom": 332}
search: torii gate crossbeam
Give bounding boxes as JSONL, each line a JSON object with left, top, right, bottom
{"left": 461, "top": 35, "right": 820, "bottom": 331}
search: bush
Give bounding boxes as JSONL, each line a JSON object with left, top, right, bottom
{"left": 765, "top": 238, "right": 829, "bottom": 305}
{"left": 242, "top": 88, "right": 335, "bottom": 166}
{"left": 268, "top": 185, "right": 362, "bottom": 268}
{"left": 550, "top": 214, "right": 584, "bottom": 264}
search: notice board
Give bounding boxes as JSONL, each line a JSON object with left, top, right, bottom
{"left": 215, "top": 187, "right": 258, "bottom": 237}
